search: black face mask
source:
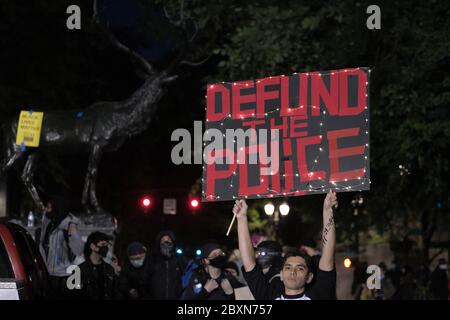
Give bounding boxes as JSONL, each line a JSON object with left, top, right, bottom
{"left": 209, "top": 255, "right": 227, "bottom": 269}
{"left": 97, "top": 246, "right": 108, "bottom": 258}
{"left": 160, "top": 241, "right": 174, "bottom": 257}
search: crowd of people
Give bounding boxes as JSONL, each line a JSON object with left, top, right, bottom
{"left": 33, "top": 192, "right": 448, "bottom": 300}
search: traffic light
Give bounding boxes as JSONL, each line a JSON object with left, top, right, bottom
{"left": 140, "top": 196, "right": 152, "bottom": 212}
{"left": 189, "top": 198, "right": 200, "bottom": 210}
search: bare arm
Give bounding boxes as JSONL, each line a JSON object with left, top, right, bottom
{"left": 233, "top": 200, "right": 256, "bottom": 272}
{"left": 319, "top": 190, "right": 337, "bottom": 271}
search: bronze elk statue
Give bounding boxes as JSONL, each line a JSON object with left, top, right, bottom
{"left": 1, "top": 1, "right": 201, "bottom": 214}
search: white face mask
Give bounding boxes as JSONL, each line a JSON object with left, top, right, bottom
{"left": 439, "top": 264, "right": 448, "bottom": 270}
{"left": 130, "top": 258, "right": 145, "bottom": 268}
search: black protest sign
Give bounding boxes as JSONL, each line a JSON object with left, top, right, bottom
{"left": 202, "top": 68, "right": 370, "bottom": 202}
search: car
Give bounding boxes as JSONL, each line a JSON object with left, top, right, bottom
{"left": 0, "top": 221, "right": 50, "bottom": 300}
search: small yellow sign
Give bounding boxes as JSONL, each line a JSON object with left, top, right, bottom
{"left": 16, "top": 110, "right": 44, "bottom": 147}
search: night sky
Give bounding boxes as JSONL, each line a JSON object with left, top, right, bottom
{"left": 0, "top": 0, "right": 218, "bottom": 256}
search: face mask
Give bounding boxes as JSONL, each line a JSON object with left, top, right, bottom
{"left": 130, "top": 258, "right": 145, "bottom": 268}
{"left": 439, "top": 264, "right": 448, "bottom": 270}
{"left": 209, "top": 255, "right": 227, "bottom": 269}
{"left": 97, "top": 245, "right": 108, "bottom": 258}
{"left": 257, "top": 256, "right": 274, "bottom": 269}
{"left": 160, "top": 241, "right": 174, "bottom": 257}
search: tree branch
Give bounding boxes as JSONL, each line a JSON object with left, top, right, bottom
{"left": 92, "top": 0, "right": 155, "bottom": 76}
{"left": 428, "top": 248, "right": 444, "bottom": 264}
{"left": 180, "top": 55, "right": 210, "bottom": 67}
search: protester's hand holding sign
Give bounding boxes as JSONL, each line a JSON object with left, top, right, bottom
{"left": 323, "top": 190, "right": 338, "bottom": 213}
{"left": 232, "top": 200, "right": 248, "bottom": 219}
{"left": 320, "top": 190, "right": 337, "bottom": 272}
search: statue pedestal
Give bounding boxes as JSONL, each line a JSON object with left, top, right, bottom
{"left": 9, "top": 210, "right": 115, "bottom": 242}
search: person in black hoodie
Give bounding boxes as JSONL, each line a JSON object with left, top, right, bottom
{"left": 183, "top": 242, "right": 238, "bottom": 300}
{"left": 118, "top": 241, "right": 152, "bottom": 299}
{"left": 150, "top": 230, "right": 187, "bottom": 299}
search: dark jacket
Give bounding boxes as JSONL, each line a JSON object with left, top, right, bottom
{"left": 118, "top": 256, "right": 152, "bottom": 299}
{"left": 77, "top": 259, "right": 117, "bottom": 300}
{"left": 183, "top": 267, "right": 236, "bottom": 300}
{"left": 150, "top": 231, "right": 187, "bottom": 299}
{"left": 254, "top": 265, "right": 284, "bottom": 300}
{"left": 150, "top": 254, "right": 186, "bottom": 299}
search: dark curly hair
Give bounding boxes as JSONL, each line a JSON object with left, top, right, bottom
{"left": 282, "top": 249, "right": 313, "bottom": 273}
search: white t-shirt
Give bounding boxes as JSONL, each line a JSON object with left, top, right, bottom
{"left": 276, "top": 293, "right": 311, "bottom": 300}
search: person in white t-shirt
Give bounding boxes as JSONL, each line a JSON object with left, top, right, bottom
{"left": 234, "top": 190, "right": 338, "bottom": 300}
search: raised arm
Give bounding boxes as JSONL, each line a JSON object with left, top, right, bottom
{"left": 319, "top": 190, "right": 337, "bottom": 271}
{"left": 233, "top": 200, "right": 256, "bottom": 272}
{"left": 67, "top": 220, "right": 84, "bottom": 257}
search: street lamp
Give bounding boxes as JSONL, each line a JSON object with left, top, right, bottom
{"left": 264, "top": 203, "right": 275, "bottom": 216}
{"left": 264, "top": 201, "right": 290, "bottom": 241}
{"left": 279, "top": 202, "right": 290, "bottom": 216}
{"left": 344, "top": 257, "right": 352, "bottom": 268}
{"left": 264, "top": 201, "right": 290, "bottom": 222}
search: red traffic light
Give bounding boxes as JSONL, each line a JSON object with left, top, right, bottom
{"left": 141, "top": 197, "right": 151, "bottom": 208}
{"left": 189, "top": 198, "right": 200, "bottom": 209}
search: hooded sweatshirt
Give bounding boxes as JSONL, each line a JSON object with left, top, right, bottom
{"left": 37, "top": 212, "right": 84, "bottom": 277}
{"left": 150, "top": 230, "right": 187, "bottom": 299}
